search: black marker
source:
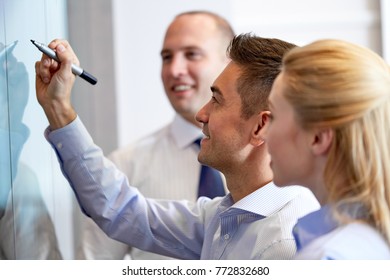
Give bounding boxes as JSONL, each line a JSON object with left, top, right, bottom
{"left": 31, "top": 40, "right": 97, "bottom": 85}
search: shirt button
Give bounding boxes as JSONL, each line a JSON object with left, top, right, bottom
{"left": 224, "top": 234, "right": 230, "bottom": 240}
{"left": 57, "top": 142, "right": 63, "bottom": 149}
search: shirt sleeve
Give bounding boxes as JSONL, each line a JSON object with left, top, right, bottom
{"left": 45, "top": 116, "right": 207, "bottom": 259}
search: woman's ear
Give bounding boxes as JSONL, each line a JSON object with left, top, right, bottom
{"left": 311, "top": 128, "right": 333, "bottom": 156}
{"left": 251, "top": 111, "right": 270, "bottom": 146}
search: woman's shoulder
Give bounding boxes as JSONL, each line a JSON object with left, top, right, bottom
{"left": 295, "top": 222, "right": 390, "bottom": 260}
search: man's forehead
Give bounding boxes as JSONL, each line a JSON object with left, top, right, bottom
{"left": 212, "top": 62, "right": 241, "bottom": 96}
{"left": 164, "top": 15, "right": 218, "bottom": 43}
{"left": 172, "top": 13, "right": 217, "bottom": 29}
{"left": 219, "top": 61, "right": 241, "bottom": 79}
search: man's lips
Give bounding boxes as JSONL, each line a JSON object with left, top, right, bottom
{"left": 172, "top": 85, "right": 192, "bottom": 91}
{"left": 172, "top": 84, "right": 193, "bottom": 92}
{"left": 201, "top": 130, "right": 211, "bottom": 140}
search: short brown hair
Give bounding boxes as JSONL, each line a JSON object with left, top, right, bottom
{"left": 227, "top": 33, "right": 297, "bottom": 119}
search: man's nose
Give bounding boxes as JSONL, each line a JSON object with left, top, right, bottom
{"left": 169, "top": 55, "right": 188, "bottom": 77}
{"left": 195, "top": 101, "right": 210, "bottom": 124}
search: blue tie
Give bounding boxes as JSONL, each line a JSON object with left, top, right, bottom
{"left": 194, "top": 139, "right": 225, "bottom": 198}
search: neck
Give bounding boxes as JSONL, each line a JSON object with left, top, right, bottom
{"left": 225, "top": 159, "right": 273, "bottom": 203}
{"left": 307, "top": 156, "right": 329, "bottom": 206}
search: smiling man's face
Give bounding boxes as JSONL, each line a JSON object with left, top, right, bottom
{"left": 195, "top": 62, "right": 257, "bottom": 173}
{"left": 160, "top": 14, "right": 229, "bottom": 126}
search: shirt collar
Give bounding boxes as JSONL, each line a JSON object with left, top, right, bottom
{"left": 292, "top": 205, "right": 338, "bottom": 251}
{"left": 231, "top": 182, "right": 307, "bottom": 216}
{"left": 170, "top": 114, "right": 203, "bottom": 149}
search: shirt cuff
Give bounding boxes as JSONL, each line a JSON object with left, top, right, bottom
{"left": 44, "top": 116, "right": 94, "bottom": 161}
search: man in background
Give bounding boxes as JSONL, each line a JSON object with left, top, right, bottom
{"left": 77, "top": 11, "right": 234, "bottom": 260}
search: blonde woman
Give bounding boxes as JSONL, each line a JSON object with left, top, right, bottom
{"left": 261, "top": 39, "right": 390, "bottom": 259}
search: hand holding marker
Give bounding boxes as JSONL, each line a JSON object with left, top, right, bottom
{"left": 31, "top": 40, "right": 97, "bottom": 85}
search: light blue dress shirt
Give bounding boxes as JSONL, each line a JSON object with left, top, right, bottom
{"left": 293, "top": 206, "right": 390, "bottom": 259}
{"left": 79, "top": 114, "right": 211, "bottom": 260}
{"left": 46, "top": 117, "right": 320, "bottom": 259}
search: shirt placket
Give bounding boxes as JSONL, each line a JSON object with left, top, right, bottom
{"left": 213, "top": 210, "right": 239, "bottom": 259}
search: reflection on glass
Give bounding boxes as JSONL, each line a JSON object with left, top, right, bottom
{"left": 0, "top": 41, "right": 14, "bottom": 220}
{"left": 0, "top": 41, "right": 62, "bottom": 259}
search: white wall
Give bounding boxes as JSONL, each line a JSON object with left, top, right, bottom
{"left": 381, "top": 0, "right": 390, "bottom": 62}
{"left": 231, "top": 0, "right": 381, "bottom": 51}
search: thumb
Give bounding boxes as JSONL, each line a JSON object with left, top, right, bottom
{"left": 55, "top": 44, "right": 75, "bottom": 83}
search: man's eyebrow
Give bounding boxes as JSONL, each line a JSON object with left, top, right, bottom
{"left": 160, "top": 46, "right": 202, "bottom": 56}
{"left": 160, "top": 49, "right": 169, "bottom": 56}
{"left": 210, "top": 86, "right": 225, "bottom": 102}
{"left": 210, "top": 85, "right": 222, "bottom": 97}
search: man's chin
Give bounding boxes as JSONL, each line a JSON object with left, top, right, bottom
{"left": 198, "top": 154, "right": 210, "bottom": 167}
{"left": 199, "top": 158, "right": 220, "bottom": 173}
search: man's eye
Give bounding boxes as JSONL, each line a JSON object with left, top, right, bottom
{"left": 161, "top": 54, "right": 172, "bottom": 62}
{"left": 186, "top": 51, "right": 201, "bottom": 60}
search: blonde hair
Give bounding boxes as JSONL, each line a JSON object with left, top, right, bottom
{"left": 282, "top": 39, "right": 390, "bottom": 244}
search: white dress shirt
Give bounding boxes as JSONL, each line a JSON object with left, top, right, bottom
{"left": 48, "top": 116, "right": 320, "bottom": 259}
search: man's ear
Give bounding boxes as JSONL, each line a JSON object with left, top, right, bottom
{"left": 311, "top": 128, "right": 334, "bottom": 156}
{"left": 250, "top": 111, "right": 270, "bottom": 146}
